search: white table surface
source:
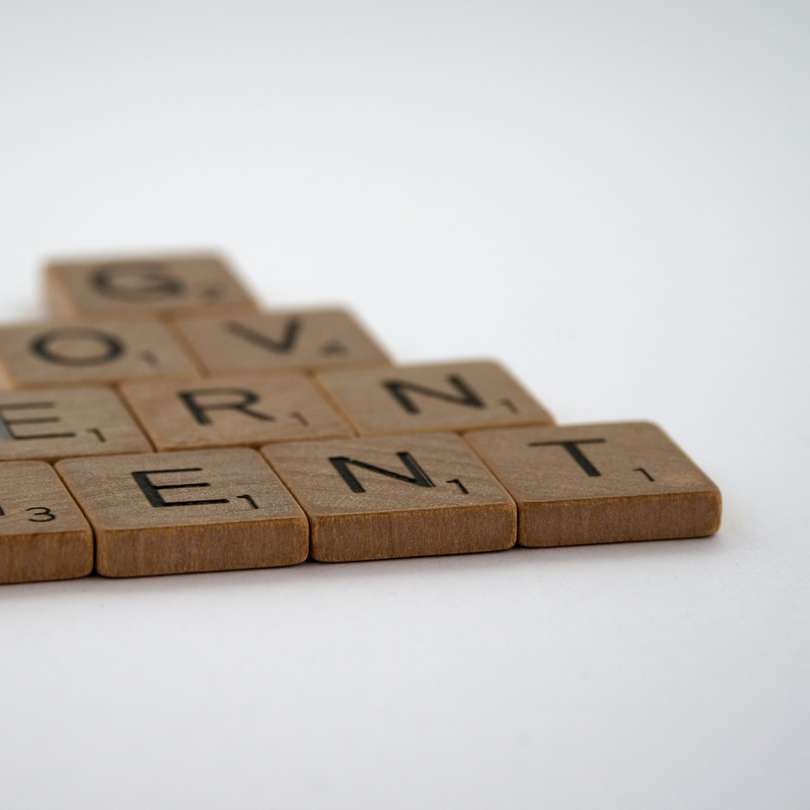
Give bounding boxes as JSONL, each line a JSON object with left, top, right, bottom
{"left": 1, "top": 3, "right": 807, "bottom": 808}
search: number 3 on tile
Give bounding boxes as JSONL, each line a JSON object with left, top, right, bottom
{"left": 0, "top": 505, "right": 57, "bottom": 521}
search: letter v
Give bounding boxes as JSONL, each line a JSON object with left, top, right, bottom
{"left": 225, "top": 318, "right": 301, "bottom": 353}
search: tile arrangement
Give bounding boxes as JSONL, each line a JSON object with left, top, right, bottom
{"left": 0, "top": 252, "right": 722, "bottom": 583}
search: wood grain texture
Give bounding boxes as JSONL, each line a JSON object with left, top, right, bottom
{"left": 0, "top": 461, "right": 93, "bottom": 584}
{"left": 56, "top": 448, "right": 308, "bottom": 577}
{"left": 263, "top": 432, "right": 516, "bottom": 562}
{"left": 171, "top": 308, "right": 390, "bottom": 376}
{"left": 315, "top": 360, "right": 553, "bottom": 436}
{"left": 119, "top": 373, "right": 353, "bottom": 451}
{"left": 0, "top": 387, "right": 152, "bottom": 461}
{"left": 0, "top": 319, "right": 199, "bottom": 389}
{"left": 465, "top": 421, "right": 722, "bottom": 547}
{"left": 44, "top": 252, "right": 257, "bottom": 318}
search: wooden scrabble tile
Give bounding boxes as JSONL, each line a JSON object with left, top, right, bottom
{"left": 0, "top": 319, "right": 199, "bottom": 389}
{"left": 0, "top": 461, "right": 93, "bottom": 584}
{"left": 0, "top": 387, "right": 152, "bottom": 461}
{"left": 465, "top": 421, "right": 721, "bottom": 547}
{"left": 172, "top": 308, "right": 390, "bottom": 375}
{"left": 119, "top": 373, "right": 353, "bottom": 451}
{"left": 44, "top": 252, "right": 257, "bottom": 318}
{"left": 263, "top": 432, "right": 516, "bottom": 562}
{"left": 315, "top": 360, "right": 553, "bottom": 436}
{"left": 56, "top": 448, "right": 308, "bottom": 577}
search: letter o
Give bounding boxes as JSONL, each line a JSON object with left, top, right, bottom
{"left": 30, "top": 328, "right": 125, "bottom": 366}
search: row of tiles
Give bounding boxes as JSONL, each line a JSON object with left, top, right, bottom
{"left": 0, "top": 423, "right": 721, "bottom": 584}
{"left": 0, "top": 308, "right": 392, "bottom": 389}
{"left": 0, "top": 361, "right": 552, "bottom": 459}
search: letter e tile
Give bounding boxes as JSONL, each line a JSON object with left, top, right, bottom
{"left": 56, "top": 448, "right": 308, "bottom": 577}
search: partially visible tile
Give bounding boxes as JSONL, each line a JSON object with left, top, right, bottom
{"left": 57, "top": 448, "right": 308, "bottom": 577}
{"left": 315, "top": 360, "right": 553, "bottom": 436}
{"left": 172, "top": 308, "right": 390, "bottom": 375}
{"left": 0, "top": 387, "right": 152, "bottom": 461}
{"left": 263, "top": 432, "right": 516, "bottom": 562}
{"left": 466, "top": 421, "right": 722, "bottom": 547}
{"left": 119, "top": 373, "right": 353, "bottom": 451}
{"left": 0, "top": 319, "right": 199, "bottom": 389}
{"left": 44, "top": 252, "right": 257, "bottom": 318}
{"left": 0, "top": 461, "right": 93, "bottom": 584}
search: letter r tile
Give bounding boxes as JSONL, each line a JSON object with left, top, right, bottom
{"left": 119, "top": 373, "right": 353, "bottom": 450}
{"left": 56, "top": 448, "right": 308, "bottom": 577}
{"left": 465, "top": 422, "right": 722, "bottom": 547}
{"left": 262, "top": 432, "right": 516, "bottom": 562}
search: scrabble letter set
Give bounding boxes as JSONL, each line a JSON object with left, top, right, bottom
{"left": 0, "top": 253, "right": 722, "bottom": 583}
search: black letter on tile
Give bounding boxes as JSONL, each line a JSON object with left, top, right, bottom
{"left": 0, "top": 402, "right": 75, "bottom": 440}
{"left": 225, "top": 318, "right": 301, "bottom": 354}
{"left": 91, "top": 262, "right": 184, "bottom": 301}
{"left": 131, "top": 467, "right": 229, "bottom": 507}
{"left": 177, "top": 388, "right": 274, "bottom": 425}
{"left": 528, "top": 438, "right": 606, "bottom": 477}
{"left": 382, "top": 374, "right": 485, "bottom": 415}
{"left": 30, "top": 328, "right": 124, "bottom": 366}
{"left": 329, "top": 452, "right": 436, "bottom": 493}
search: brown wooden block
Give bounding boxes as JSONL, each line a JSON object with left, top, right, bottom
{"left": 56, "top": 448, "right": 308, "bottom": 577}
{"left": 0, "top": 461, "right": 93, "bottom": 584}
{"left": 314, "top": 360, "right": 553, "bottom": 436}
{"left": 0, "top": 319, "right": 199, "bottom": 389}
{"left": 465, "top": 421, "right": 722, "bottom": 547}
{"left": 119, "top": 373, "right": 353, "bottom": 451}
{"left": 262, "top": 432, "right": 516, "bottom": 562}
{"left": 172, "top": 308, "right": 390, "bottom": 376}
{"left": 0, "top": 387, "right": 152, "bottom": 461}
{"left": 44, "top": 252, "right": 257, "bottom": 319}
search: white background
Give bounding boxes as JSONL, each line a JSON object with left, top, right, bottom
{"left": 0, "top": 2, "right": 808, "bottom": 808}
